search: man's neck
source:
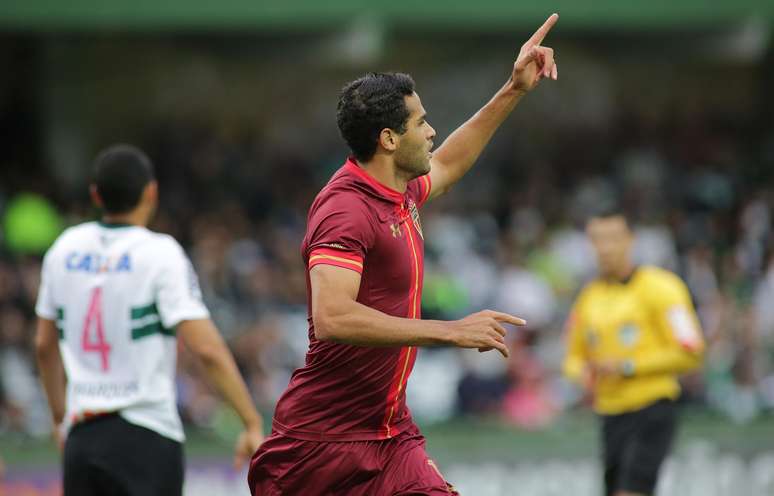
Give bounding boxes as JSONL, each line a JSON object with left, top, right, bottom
{"left": 101, "top": 210, "right": 146, "bottom": 227}
{"left": 355, "top": 155, "right": 411, "bottom": 194}
{"left": 606, "top": 264, "right": 636, "bottom": 284}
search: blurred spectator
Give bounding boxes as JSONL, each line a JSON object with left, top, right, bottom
{"left": 0, "top": 305, "right": 50, "bottom": 437}
{"left": 502, "top": 341, "right": 559, "bottom": 430}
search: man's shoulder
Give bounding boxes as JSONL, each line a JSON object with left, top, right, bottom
{"left": 635, "top": 266, "right": 685, "bottom": 291}
{"left": 59, "top": 220, "right": 97, "bottom": 239}
{"left": 311, "top": 178, "right": 374, "bottom": 218}
{"left": 633, "top": 266, "right": 691, "bottom": 309}
{"left": 139, "top": 231, "right": 187, "bottom": 260}
{"left": 320, "top": 165, "right": 365, "bottom": 194}
{"left": 406, "top": 174, "right": 431, "bottom": 206}
{"left": 45, "top": 221, "right": 97, "bottom": 256}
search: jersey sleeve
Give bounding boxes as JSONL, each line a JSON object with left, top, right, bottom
{"left": 306, "top": 195, "right": 375, "bottom": 275}
{"left": 35, "top": 250, "right": 57, "bottom": 320}
{"left": 155, "top": 238, "right": 210, "bottom": 329}
{"left": 407, "top": 173, "right": 432, "bottom": 209}
{"left": 562, "top": 299, "right": 589, "bottom": 383}
{"left": 634, "top": 271, "right": 705, "bottom": 375}
{"left": 651, "top": 272, "right": 705, "bottom": 353}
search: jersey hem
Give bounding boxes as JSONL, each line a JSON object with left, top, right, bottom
{"left": 161, "top": 310, "right": 211, "bottom": 331}
{"left": 34, "top": 308, "right": 57, "bottom": 320}
{"left": 594, "top": 389, "right": 680, "bottom": 416}
{"left": 118, "top": 410, "right": 185, "bottom": 443}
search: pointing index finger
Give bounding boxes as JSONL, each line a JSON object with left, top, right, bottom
{"left": 491, "top": 312, "right": 527, "bottom": 327}
{"left": 525, "top": 13, "right": 558, "bottom": 48}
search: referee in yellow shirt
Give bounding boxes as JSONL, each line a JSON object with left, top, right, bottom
{"left": 563, "top": 209, "right": 705, "bottom": 496}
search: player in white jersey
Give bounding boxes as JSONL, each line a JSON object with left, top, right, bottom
{"left": 34, "top": 144, "right": 264, "bottom": 496}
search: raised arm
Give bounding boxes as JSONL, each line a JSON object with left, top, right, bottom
{"left": 311, "top": 264, "right": 524, "bottom": 357}
{"left": 428, "top": 13, "right": 559, "bottom": 199}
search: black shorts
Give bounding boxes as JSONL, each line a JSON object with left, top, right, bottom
{"left": 601, "top": 399, "right": 677, "bottom": 496}
{"left": 63, "top": 413, "right": 184, "bottom": 496}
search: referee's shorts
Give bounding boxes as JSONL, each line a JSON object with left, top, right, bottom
{"left": 63, "top": 413, "right": 184, "bottom": 496}
{"left": 601, "top": 399, "right": 677, "bottom": 496}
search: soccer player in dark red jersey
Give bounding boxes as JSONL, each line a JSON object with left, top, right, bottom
{"left": 249, "top": 13, "right": 559, "bottom": 496}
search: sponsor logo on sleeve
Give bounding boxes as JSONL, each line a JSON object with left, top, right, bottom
{"left": 319, "top": 243, "right": 346, "bottom": 250}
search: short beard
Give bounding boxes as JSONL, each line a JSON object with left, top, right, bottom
{"left": 395, "top": 154, "right": 430, "bottom": 180}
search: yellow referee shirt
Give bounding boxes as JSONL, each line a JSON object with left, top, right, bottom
{"left": 563, "top": 266, "right": 705, "bottom": 415}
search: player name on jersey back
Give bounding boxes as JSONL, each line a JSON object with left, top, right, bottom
{"left": 36, "top": 222, "right": 210, "bottom": 442}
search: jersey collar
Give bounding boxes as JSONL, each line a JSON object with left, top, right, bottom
{"left": 344, "top": 158, "right": 405, "bottom": 205}
{"left": 609, "top": 266, "right": 639, "bottom": 285}
{"left": 98, "top": 221, "right": 134, "bottom": 229}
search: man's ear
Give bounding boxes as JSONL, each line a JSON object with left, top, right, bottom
{"left": 378, "top": 128, "right": 399, "bottom": 153}
{"left": 89, "top": 184, "right": 103, "bottom": 209}
{"left": 143, "top": 181, "right": 159, "bottom": 206}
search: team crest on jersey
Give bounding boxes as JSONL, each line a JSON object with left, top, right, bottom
{"left": 408, "top": 199, "right": 423, "bottom": 239}
{"left": 618, "top": 323, "right": 640, "bottom": 347}
{"left": 390, "top": 223, "right": 402, "bottom": 238}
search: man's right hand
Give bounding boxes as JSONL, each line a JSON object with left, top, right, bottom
{"left": 233, "top": 425, "right": 264, "bottom": 470}
{"left": 448, "top": 310, "right": 526, "bottom": 357}
{"left": 510, "top": 13, "right": 559, "bottom": 94}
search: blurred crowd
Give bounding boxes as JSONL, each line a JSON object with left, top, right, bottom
{"left": 3, "top": 113, "right": 774, "bottom": 440}
{"left": 1, "top": 37, "right": 774, "bottom": 439}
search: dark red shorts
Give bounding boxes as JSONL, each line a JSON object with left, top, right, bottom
{"left": 248, "top": 423, "right": 459, "bottom": 495}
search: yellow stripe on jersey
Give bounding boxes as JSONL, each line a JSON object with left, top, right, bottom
{"left": 309, "top": 254, "right": 363, "bottom": 269}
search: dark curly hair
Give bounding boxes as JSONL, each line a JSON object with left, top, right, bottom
{"left": 336, "top": 72, "right": 415, "bottom": 162}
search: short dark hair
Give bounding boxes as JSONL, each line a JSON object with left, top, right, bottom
{"left": 336, "top": 72, "right": 415, "bottom": 162}
{"left": 588, "top": 205, "right": 631, "bottom": 226}
{"left": 92, "top": 144, "right": 155, "bottom": 214}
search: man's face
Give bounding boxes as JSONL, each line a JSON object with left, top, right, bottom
{"left": 586, "top": 215, "right": 633, "bottom": 278}
{"left": 393, "top": 92, "right": 436, "bottom": 178}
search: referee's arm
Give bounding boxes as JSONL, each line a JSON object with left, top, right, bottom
{"left": 561, "top": 308, "right": 591, "bottom": 386}
{"left": 631, "top": 280, "right": 705, "bottom": 377}
{"left": 629, "top": 316, "right": 704, "bottom": 376}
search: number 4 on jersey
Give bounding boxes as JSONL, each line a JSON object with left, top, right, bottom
{"left": 82, "top": 287, "right": 111, "bottom": 371}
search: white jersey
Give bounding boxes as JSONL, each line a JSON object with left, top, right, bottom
{"left": 36, "top": 221, "right": 209, "bottom": 442}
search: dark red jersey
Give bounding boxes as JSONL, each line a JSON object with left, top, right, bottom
{"left": 271, "top": 158, "right": 432, "bottom": 441}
